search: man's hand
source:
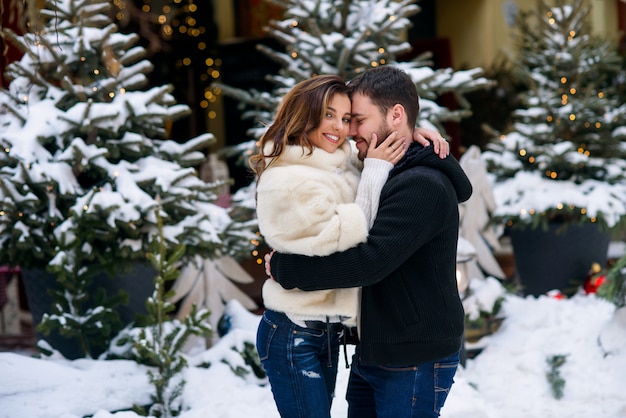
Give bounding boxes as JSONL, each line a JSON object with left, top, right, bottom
{"left": 264, "top": 250, "right": 276, "bottom": 278}
{"left": 413, "top": 127, "right": 449, "bottom": 159}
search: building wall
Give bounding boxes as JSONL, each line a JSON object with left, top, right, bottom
{"left": 437, "top": 0, "right": 622, "bottom": 70}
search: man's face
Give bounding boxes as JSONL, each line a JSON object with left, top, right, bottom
{"left": 349, "top": 92, "right": 393, "bottom": 161}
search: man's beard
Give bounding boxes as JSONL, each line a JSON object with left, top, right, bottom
{"left": 358, "top": 122, "right": 393, "bottom": 161}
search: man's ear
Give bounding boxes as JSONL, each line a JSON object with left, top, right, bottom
{"left": 390, "top": 103, "right": 405, "bottom": 127}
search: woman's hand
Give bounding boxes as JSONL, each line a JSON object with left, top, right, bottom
{"left": 265, "top": 250, "right": 276, "bottom": 278}
{"left": 413, "top": 127, "right": 449, "bottom": 159}
{"left": 366, "top": 132, "right": 406, "bottom": 165}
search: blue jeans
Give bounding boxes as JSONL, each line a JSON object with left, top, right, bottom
{"left": 256, "top": 309, "right": 342, "bottom": 418}
{"left": 346, "top": 348, "right": 459, "bottom": 418}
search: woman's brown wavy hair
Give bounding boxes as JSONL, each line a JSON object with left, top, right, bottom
{"left": 249, "top": 75, "right": 349, "bottom": 179}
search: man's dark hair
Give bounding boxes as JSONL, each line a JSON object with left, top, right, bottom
{"left": 348, "top": 66, "right": 420, "bottom": 129}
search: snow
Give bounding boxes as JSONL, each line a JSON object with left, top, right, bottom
{"left": 2, "top": 293, "right": 626, "bottom": 418}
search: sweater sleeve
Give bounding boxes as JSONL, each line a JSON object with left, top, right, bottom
{"left": 355, "top": 158, "right": 393, "bottom": 229}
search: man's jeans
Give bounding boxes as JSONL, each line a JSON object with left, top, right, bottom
{"left": 256, "top": 309, "right": 341, "bottom": 418}
{"left": 347, "top": 348, "right": 459, "bottom": 418}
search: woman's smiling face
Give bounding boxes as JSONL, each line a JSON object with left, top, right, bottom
{"left": 309, "top": 93, "right": 352, "bottom": 153}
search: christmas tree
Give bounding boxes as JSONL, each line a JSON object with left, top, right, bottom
{"left": 0, "top": 0, "right": 256, "bottom": 272}
{"left": 0, "top": 0, "right": 256, "bottom": 356}
{"left": 216, "top": 0, "right": 494, "bottom": 167}
{"left": 482, "top": 0, "right": 626, "bottom": 231}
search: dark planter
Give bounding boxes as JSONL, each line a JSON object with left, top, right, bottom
{"left": 509, "top": 223, "right": 610, "bottom": 297}
{"left": 21, "top": 263, "right": 154, "bottom": 359}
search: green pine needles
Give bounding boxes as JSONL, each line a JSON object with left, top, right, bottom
{"left": 130, "top": 208, "right": 212, "bottom": 417}
{"left": 546, "top": 354, "right": 568, "bottom": 400}
{"left": 598, "top": 255, "right": 626, "bottom": 308}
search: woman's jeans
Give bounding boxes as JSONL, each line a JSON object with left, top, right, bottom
{"left": 256, "top": 309, "right": 342, "bottom": 418}
{"left": 346, "top": 348, "right": 459, "bottom": 418}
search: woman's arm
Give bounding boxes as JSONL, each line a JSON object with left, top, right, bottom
{"left": 413, "top": 127, "right": 449, "bottom": 159}
{"left": 355, "top": 132, "right": 405, "bottom": 228}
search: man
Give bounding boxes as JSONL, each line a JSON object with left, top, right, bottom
{"left": 267, "top": 65, "right": 472, "bottom": 418}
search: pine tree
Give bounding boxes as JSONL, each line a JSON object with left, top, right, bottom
{"left": 482, "top": 0, "right": 626, "bottom": 230}
{"left": 0, "top": 0, "right": 256, "bottom": 355}
{"left": 0, "top": 0, "right": 256, "bottom": 272}
{"left": 216, "top": 0, "right": 494, "bottom": 167}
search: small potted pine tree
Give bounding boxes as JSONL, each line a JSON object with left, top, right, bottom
{"left": 482, "top": 0, "right": 626, "bottom": 296}
{"left": 0, "top": 0, "right": 256, "bottom": 358}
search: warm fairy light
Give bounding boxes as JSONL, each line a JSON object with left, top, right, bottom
{"left": 291, "top": 51, "right": 298, "bottom": 58}
{"left": 519, "top": 149, "right": 527, "bottom": 157}
{"left": 570, "top": 88, "right": 576, "bottom": 94}
{"left": 569, "top": 114, "right": 576, "bottom": 121}
{"left": 547, "top": 115, "right": 553, "bottom": 122}
{"left": 378, "top": 48, "right": 385, "bottom": 53}
{"left": 371, "top": 61, "right": 379, "bottom": 67}
{"left": 208, "top": 111, "right": 216, "bottom": 119}
{"left": 550, "top": 172, "right": 557, "bottom": 179}
{"left": 528, "top": 156, "right": 535, "bottom": 163}
{"left": 389, "top": 15, "right": 396, "bottom": 21}
{"left": 109, "top": 92, "right": 115, "bottom": 98}
{"left": 560, "top": 77, "right": 567, "bottom": 84}
{"left": 556, "top": 203, "right": 564, "bottom": 210}
{"left": 595, "top": 122, "right": 602, "bottom": 128}
{"left": 598, "top": 92, "right": 604, "bottom": 98}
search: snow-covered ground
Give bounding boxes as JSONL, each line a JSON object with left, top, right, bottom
{"left": 1, "top": 290, "right": 626, "bottom": 418}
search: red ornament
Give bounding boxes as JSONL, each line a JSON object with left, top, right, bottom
{"left": 546, "top": 289, "right": 565, "bottom": 299}
{"left": 584, "top": 274, "right": 606, "bottom": 294}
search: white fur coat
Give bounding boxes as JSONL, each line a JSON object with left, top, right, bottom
{"left": 257, "top": 141, "right": 366, "bottom": 322}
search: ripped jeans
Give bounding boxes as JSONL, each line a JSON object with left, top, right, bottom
{"left": 257, "top": 309, "right": 342, "bottom": 418}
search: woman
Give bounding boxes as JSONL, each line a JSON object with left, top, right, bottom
{"left": 251, "top": 75, "right": 446, "bottom": 418}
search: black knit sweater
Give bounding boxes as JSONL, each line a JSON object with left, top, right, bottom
{"left": 271, "top": 143, "right": 473, "bottom": 366}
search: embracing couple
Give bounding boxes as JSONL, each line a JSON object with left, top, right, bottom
{"left": 250, "top": 65, "right": 472, "bottom": 418}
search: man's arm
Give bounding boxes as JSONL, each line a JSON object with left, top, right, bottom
{"left": 270, "top": 168, "right": 453, "bottom": 291}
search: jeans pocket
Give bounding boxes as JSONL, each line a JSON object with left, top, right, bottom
{"left": 256, "top": 314, "right": 277, "bottom": 362}
{"left": 433, "top": 356, "right": 459, "bottom": 414}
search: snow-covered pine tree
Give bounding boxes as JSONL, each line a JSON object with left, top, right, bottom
{"left": 0, "top": 0, "right": 256, "bottom": 356}
{"left": 216, "top": 0, "right": 494, "bottom": 167}
{"left": 482, "top": 0, "right": 626, "bottom": 230}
